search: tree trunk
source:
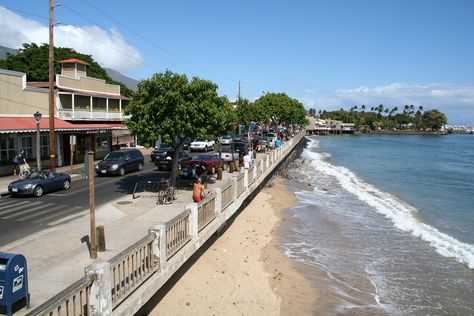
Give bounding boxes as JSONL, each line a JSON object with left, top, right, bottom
{"left": 170, "top": 140, "right": 185, "bottom": 187}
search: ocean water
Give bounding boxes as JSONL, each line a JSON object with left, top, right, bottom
{"left": 279, "top": 134, "right": 474, "bottom": 315}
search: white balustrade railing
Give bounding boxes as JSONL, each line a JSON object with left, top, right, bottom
{"left": 57, "top": 108, "right": 130, "bottom": 120}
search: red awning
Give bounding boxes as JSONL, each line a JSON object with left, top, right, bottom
{"left": 0, "top": 117, "right": 127, "bottom": 134}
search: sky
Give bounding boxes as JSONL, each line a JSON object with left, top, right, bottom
{"left": 1, "top": 0, "right": 473, "bottom": 125}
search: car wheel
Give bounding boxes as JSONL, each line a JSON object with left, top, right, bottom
{"left": 33, "top": 185, "right": 44, "bottom": 197}
{"left": 138, "top": 163, "right": 143, "bottom": 171}
{"left": 156, "top": 166, "right": 161, "bottom": 171}
{"left": 63, "top": 179, "right": 71, "bottom": 190}
{"left": 211, "top": 166, "right": 216, "bottom": 174}
{"left": 119, "top": 167, "right": 125, "bottom": 176}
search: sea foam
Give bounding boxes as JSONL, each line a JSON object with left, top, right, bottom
{"left": 304, "top": 142, "right": 474, "bottom": 269}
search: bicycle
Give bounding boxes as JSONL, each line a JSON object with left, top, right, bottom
{"left": 157, "top": 179, "right": 178, "bottom": 205}
{"left": 18, "top": 163, "right": 32, "bottom": 179}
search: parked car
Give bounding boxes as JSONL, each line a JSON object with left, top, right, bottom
{"left": 8, "top": 170, "right": 71, "bottom": 197}
{"left": 221, "top": 135, "right": 233, "bottom": 145}
{"left": 220, "top": 146, "right": 239, "bottom": 162}
{"left": 95, "top": 149, "right": 144, "bottom": 176}
{"left": 179, "top": 161, "right": 211, "bottom": 184}
{"left": 190, "top": 154, "right": 221, "bottom": 174}
{"left": 190, "top": 138, "right": 215, "bottom": 152}
{"left": 233, "top": 141, "right": 249, "bottom": 155}
{"left": 182, "top": 137, "right": 192, "bottom": 150}
{"left": 150, "top": 144, "right": 172, "bottom": 162}
{"left": 155, "top": 150, "right": 192, "bottom": 170}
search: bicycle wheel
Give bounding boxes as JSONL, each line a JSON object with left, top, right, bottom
{"left": 157, "top": 190, "right": 165, "bottom": 204}
{"left": 19, "top": 169, "right": 28, "bottom": 179}
{"left": 162, "top": 190, "right": 173, "bottom": 205}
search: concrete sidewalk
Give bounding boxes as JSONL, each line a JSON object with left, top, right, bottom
{"left": 0, "top": 149, "right": 270, "bottom": 314}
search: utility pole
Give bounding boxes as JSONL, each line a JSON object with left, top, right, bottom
{"left": 48, "top": 0, "right": 56, "bottom": 171}
{"left": 238, "top": 80, "right": 241, "bottom": 103}
{"left": 88, "top": 151, "right": 97, "bottom": 259}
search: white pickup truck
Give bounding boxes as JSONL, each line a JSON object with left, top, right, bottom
{"left": 190, "top": 138, "right": 215, "bottom": 152}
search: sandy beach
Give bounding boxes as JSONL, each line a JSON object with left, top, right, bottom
{"left": 146, "top": 176, "right": 319, "bottom": 315}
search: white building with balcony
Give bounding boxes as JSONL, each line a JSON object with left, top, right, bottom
{"left": 0, "top": 59, "right": 133, "bottom": 175}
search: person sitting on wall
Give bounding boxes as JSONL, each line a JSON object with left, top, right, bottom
{"left": 192, "top": 177, "right": 206, "bottom": 202}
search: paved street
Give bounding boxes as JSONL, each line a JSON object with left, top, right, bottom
{"left": 0, "top": 148, "right": 223, "bottom": 247}
{"left": 0, "top": 159, "right": 166, "bottom": 246}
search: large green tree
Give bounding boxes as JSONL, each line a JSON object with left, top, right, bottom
{"left": 254, "top": 92, "right": 308, "bottom": 126}
{"left": 0, "top": 43, "right": 133, "bottom": 97}
{"left": 125, "top": 70, "right": 234, "bottom": 185}
{"left": 235, "top": 98, "right": 263, "bottom": 125}
{"left": 421, "top": 109, "right": 447, "bottom": 130}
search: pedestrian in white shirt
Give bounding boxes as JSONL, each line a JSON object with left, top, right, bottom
{"left": 243, "top": 150, "right": 252, "bottom": 169}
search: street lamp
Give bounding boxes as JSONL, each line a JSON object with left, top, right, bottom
{"left": 34, "top": 111, "right": 42, "bottom": 171}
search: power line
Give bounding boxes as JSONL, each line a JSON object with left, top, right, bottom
{"left": 1, "top": 3, "right": 264, "bottom": 100}
{"left": 60, "top": 3, "right": 194, "bottom": 75}
{"left": 0, "top": 5, "right": 49, "bottom": 21}
{"left": 78, "top": 0, "right": 238, "bottom": 83}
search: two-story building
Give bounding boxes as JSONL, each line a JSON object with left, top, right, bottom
{"left": 0, "top": 58, "right": 134, "bottom": 175}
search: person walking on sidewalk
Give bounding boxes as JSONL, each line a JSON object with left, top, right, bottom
{"left": 243, "top": 150, "right": 252, "bottom": 170}
{"left": 12, "top": 150, "right": 27, "bottom": 176}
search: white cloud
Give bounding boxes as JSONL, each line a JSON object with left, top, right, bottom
{"left": 0, "top": 6, "right": 143, "bottom": 73}
{"left": 300, "top": 82, "right": 474, "bottom": 125}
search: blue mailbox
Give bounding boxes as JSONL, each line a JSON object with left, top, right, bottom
{"left": 0, "top": 253, "right": 29, "bottom": 316}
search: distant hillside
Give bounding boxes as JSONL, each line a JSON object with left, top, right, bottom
{"left": 0, "top": 45, "right": 17, "bottom": 59}
{"left": 105, "top": 68, "right": 139, "bottom": 91}
{"left": 0, "top": 44, "right": 138, "bottom": 92}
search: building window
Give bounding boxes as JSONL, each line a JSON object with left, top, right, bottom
{"left": 96, "top": 136, "right": 109, "bottom": 151}
{"left": 0, "top": 135, "right": 15, "bottom": 164}
{"left": 20, "top": 136, "right": 33, "bottom": 160}
{"left": 40, "top": 135, "right": 50, "bottom": 159}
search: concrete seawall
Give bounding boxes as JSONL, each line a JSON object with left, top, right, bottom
{"left": 114, "top": 132, "right": 306, "bottom": 315}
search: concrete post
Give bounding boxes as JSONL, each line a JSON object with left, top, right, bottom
{"left": 232, "top": 176, "right": 238, "bottom": 200}
{"left": 243, "top": 169, "right": 249, "bottom": 190}
{"left": 85, "top": 261, "right": 113, "bottom": 316}
{"left": 154, "top": 224, "right": 167, "bottom": 269}
{"left": 148, "top": 227, "right": 162, "bottom": 271}
{"left": 214, "top": 187, "right": 222, "bottom": 213}
{"left": 186, "top": 204, "right": 199, "bottom": 240}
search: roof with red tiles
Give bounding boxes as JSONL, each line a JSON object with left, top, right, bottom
{"left": 58, "top": 58, "right": 90, "bottom": 65}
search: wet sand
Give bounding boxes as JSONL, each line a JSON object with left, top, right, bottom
{"left": 148, "top": 176, "right": 321, "bottom": 315}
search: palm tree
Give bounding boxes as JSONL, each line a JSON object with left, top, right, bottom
{"left": 418, "top": 105, "right": 424, "bottom": 113}
{"left": 389, "top": 106, "right": 398, "bottom": 117}
{"left": 377, "top": 104, "right": 384, "bottom": 116}
{"left": 404, "top": 104, "right": 409, "bottom": 114}
{"left": 361, "top": 104, "right": 366, "bottom": 113}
